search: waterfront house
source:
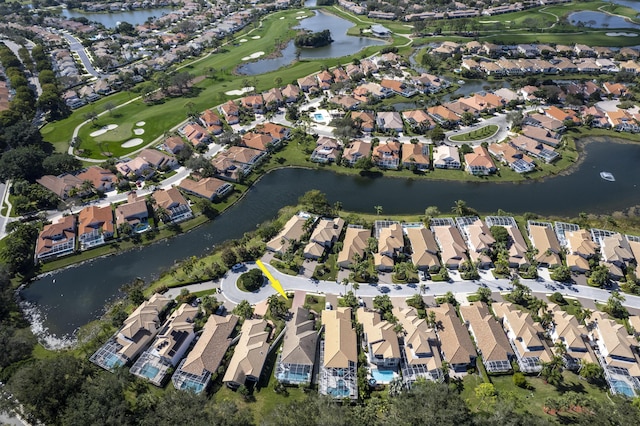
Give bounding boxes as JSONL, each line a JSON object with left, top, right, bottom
{"left": 374, "top": 222, "right": 404, "bottom": 271}
{"left": 172, "top": 314, "right": 238, "bottom": 393}
{"left": 405, "top": 226, "right": 440, "bottom": 271}
{"left": 522, "top": 125, "right": 561, "bottom": 148}
{"left": 432, "top": 146, "right": 461, "bottom": 170}
{"left": 372, "top": 139, "right": 401, "bottom": 169}
{"left": 401, "top": 143, "right": 430, "bottom": 171}
{"left": 178, "top": 177, "right": 234, "bottom": 201}
{"left": 564, "top": 228, "right": 597, "bottom": 273}
{"left": 427, "top": 105, "right": 460, "bottom": 124}
{"left": 429, "top": 304, "right": 477, "bottom": 373}
{"left": 455, "top": 216, "right": 494, "bottom": 268}
{"left": 342, "top": 140, "right": 371, "bottom": 166}
{"left": 297, "top": 75, "right": 319, "bottom": 92}
{"left": 358, "top": 307, "right": 401, "bottom": 370}
{"left": 304, "top": 217, "right": 345, "bottom": 260}
{"left": 152, "top": 187, "right": 193, "bottom": 223}
{"left": 337, "top": 226, "right": 370, "bottom": 269}
{"left": 599, "top": 233, "right": 635, "bottom": 279}
{"left": 464, "top": 145, "right": 496, "bottom": 176}
{"left": 130, "top": 303, "right": 199, "bottom": 386}
{"left": 210, "top": 153, "right": 243, "bottom": 182}
{"left": 380, "top": 79, "right": 417, "bottom": 97}
{"left": 225, "top": 146, "right": 267, "bottom": 172}
{"left": 460, "top": 302, "right": 513, "bottom": 373}
{"left": 76, "top": 166, "right": 116, "bottom": 193}
{"left": 36, "top": 215, "right": 76, "bottom": 261}
{"left": 77, "top": 205, "right": 114, "bottom": 249}
{"left": 276, "top": 307, "right": 318, "bottom": 385}
{"left": 488, "top": 142, "right": 535, "bottom": 174}
{"left": 605, "top": 109, "right": 639, "bottom": 132}
{"left": 266, "top": 214, "right": 308, "bottom": 254}
{"left": 492, "top": 302, "right": 552, "bottom": 373}
{"left": 527, "top": 221, "right": 562, "bottom": 267}
{"left": 431, "top": 220, "right": 468, "bottom": 269}
{"left": 310, "top": 136, "right": 341, "bottom": 164}
{"left": 485, "top": 216, "right": 529, "bottom": 267}
{"left": 223, "top": 318, "right": 270, "bottom": 388}
{"left": 90, "top": 294, "right": 171, "bottom": 371}
{"left": 115, "top": 193, "right": 149, "bottom": 232}
{"left": 254, "top": 122, "right": 290, "bottom": 143}
{"left": 320, "top": 308, "right": 358, "bottom": 399}
{"left": 393, "top": 306, "right": 443, "bottom": 385}
{"left": 510, "top": 135, "right": 559, "bottom": 163}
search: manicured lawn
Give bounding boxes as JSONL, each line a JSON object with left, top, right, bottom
{"left": 304, "top": 294, "right": 326, "bottom": 314}
{"left": 214, "top": 383, "right": 306, "bottom": 423}
{"left": 450, "top": 125, "right": 499, "bottom": 142}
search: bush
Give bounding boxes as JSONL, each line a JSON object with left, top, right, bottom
{"left": 549, "top": 292, "right": 566, "bottom": 305}
{"left": 513, "top": 372, "right": 528, "bottom": 388}
{"left": 239, "top": 269, "right": 264, "bottom": 292}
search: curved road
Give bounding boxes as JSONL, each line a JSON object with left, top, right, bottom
{"left": 167, "top": 261, "right": 640, "bottom": 315}
{"left": 62, "top": 32, "right": 103, "bottom": 78}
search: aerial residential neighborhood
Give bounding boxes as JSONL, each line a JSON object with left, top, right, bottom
{"left": 4, "top": 0, "right": 640, "bottom": 424}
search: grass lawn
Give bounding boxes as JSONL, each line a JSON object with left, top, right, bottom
{"left": 462, "top": 370, "right": 610, "bottom": 420}
{"left": 214, "top": 383, "right": 306, "bottom": 423}
{"left": 304, "top": 294, "right": 326, "bottom": 313}
{"left": 450, "top": 125, "right": 499, "bottom": 142}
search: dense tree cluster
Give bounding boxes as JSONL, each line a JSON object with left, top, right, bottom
{"left": 294, "top": 29, "right": 333, "bottom": 48}
{"left": 32, "top": 43, "right": 70, "bottom": 121}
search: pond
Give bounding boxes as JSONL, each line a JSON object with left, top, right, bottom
{"left": 569, "top": 11, "right": 640, "bottom": 29}
{"left": 21, "top": 140, "right": 640, "bottom": 344}
{"left": 60, "top": 7, "right": 176, "bottom": 28}
{"left": 237, "top": 10, "right": 385, "bottom": 75}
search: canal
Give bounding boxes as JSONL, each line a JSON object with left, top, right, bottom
{"left": 21, "top": 139, "right": 640, "bottom": 345}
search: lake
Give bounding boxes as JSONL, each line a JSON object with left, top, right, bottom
{"left": 237, "top": 10, "right": 384, "bottom": 75}
{"left": 60, "top": 7, "right": 176, "bottom": 28}
{"left": 21, "top": 140, "right": 640, "bottom": 345}
{"left": 569, "top": 11, "right": 640, "bottom": 29}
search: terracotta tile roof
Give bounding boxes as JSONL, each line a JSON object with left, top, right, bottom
{"left": 77, "top": 205, "right": 114, "bottom": 237}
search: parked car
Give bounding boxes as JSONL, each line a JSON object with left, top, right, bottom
{"left": 231, "top": 263, "right": 244, "bottom": 272}
{"left": 325, "top": 302, "right": 332, "bottom": 310}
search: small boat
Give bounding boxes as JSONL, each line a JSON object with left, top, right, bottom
{"left": 600, "top": 171, "right": 615, "bottom": 182}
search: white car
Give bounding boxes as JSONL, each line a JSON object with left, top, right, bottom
{"left": 325, "top": 302, "right": 332, "bottom": 310}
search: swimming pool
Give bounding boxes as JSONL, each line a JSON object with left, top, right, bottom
{"left": 611, "top": 379, "right": 636, "bottom": 397}
{"left": 140, "top": 363, "right": 160, "bottom": 379}
{"left": 327, "top": 379, "right": 351, "bottom": 397}
{"left": 371, "top": 368, "right": 396, "bottom": 384}
{"left": 314, "top": 113, "right": 324, "bottom": 121}
{"left": 104, "top": 353, "right": 124, "bottom": 369}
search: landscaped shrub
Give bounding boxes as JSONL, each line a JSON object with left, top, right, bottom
{"left": 239, "top": 269, "right": 264, "bottom": 292}
{"left": 513, "top": 372, "right": 528, "bottom": 388}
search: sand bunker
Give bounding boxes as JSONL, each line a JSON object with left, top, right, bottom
{"left": 241, "top": 51, "right": 265, "bottom": 61}
{"left": 296, "top": 16, "right": 307, "bottom": 19}
{"left": 280, "top": 17, "right": 285, "bottom": 20}
{"left": 121, "top": 138, "right": 144, "bottom": 148}
{"left": 225, "top": 87, "right": 254, "bottom": 96}
{"left": 134, "top": 128, "right": 145, "bottom": 135}
{"left": 606, "top": 32, "right": 638, "bottom": 37}
{"left": 239, "top": 38, "right": 248, "bottom": 42}
{"left": 135, "top": 121, "right": 145, "bottom": 126}
{"left": 297, "top": 11, "right": 305, "bottom": 14}
{"left": 251, "top": 35, "right": 261, "bottom": 39}
{"left": 89, "top": 124, "right": 118, "bottom": 137}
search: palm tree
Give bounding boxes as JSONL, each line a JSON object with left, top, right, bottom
{"left": 554, "top": 340, "right": 567, "bottom": 358}
{"left": 352, "top": 281, "right": 360, "bottom": 295}
{"left": 374, "top": 205, "right": 383, "bottom": 216}
{"left": 451, "top": 199, "right": 468, "bottom": 216}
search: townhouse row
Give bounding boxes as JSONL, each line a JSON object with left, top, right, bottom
{"left": 265, "top": 212, "right": 640, "bottom": 283}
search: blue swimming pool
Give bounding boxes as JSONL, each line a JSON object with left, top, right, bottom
{"left": 140, "top": 364, "right": 160, "bottom": 379}
{"left": 611, "top": 379, "right": 636, "bottom": 397}
{"left": 104, "top": 353, "right": 124, "bottom": 369}
{"left": 371, "top": 368, "right": 396, "bottom": 384}
{"left": 327, "top": 379, "right": 351, "bottom": 397}
{"left": 277, "top": 370, "right": 310, "bottom": 384}
{"left": 314, "top": 113, "right": 324, "bottom": 121}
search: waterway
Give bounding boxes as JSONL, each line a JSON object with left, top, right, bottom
{"left": 60, "top": 7, "right": 176, "bottom": 28}
{"left": 237, "top": 10, "right": 384, "bottom": 75}
{"left": 21, "top": 140, "right": 640, "bottom": 345}
{"left": 569, "top": 10, "right": 640, "bottom": 29}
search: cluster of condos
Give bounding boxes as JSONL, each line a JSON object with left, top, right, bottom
{"left": 89, "top": 287, "right": 640, "bottom": 398}
{"left": 266, "top": 212, "right": 640, "bottom": 281}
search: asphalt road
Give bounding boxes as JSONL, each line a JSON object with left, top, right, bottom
{"left": 62, "top": 32, "right": 103, "bottom": 78}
